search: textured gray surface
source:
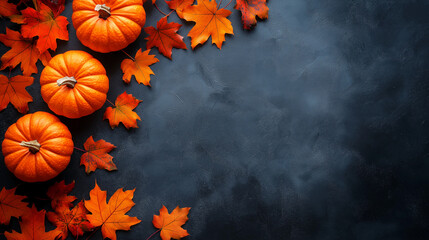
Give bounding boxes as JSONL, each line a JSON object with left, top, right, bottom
{"left": 1, "top": 0, "right": 429, "bottom": 239}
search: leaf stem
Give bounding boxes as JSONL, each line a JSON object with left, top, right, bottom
{"left": 74, "top": 146, "right": 86, "bottom": 152}
{"left": 145, "top": 230, "right": 161, "bottom": 240}
{"left": 106, "top": 98, "right": 115, "bottom": 106}
{"left": 223, "top": 0, "right": 233, "bottom": 9}
{"left": 218, "top": 0, "right": 223, "bottom": 9}
{"left": 32, "top": 0, "right": 38, "bottom": 10}
{"left": 154, "top": 3, "right": 169, "bottom": 16}
{"left": 85, "top": 227, "right": 100, "bottom": 240}
{"left": 121, "top": 50, "right": 135, "bottom": 61}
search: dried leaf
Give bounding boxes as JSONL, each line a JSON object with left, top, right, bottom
{"left": 80, "top": 136, "right": 117, "bottom": 174}
{"left": 121, "top": 48, "right": 159, "bottom": 86}
{"left": 0, "top": 74, "right": 34, "bottom": 113}
{"left": 153, "top": 206, "right": 191, "bottom": 240}
{"left": 4, "top": 205, "right": 62, "bottom": 240}
{"left": 182, "top": 0, "right": 233, "bottom": 49}
{"left": 0, "top": 28, "right": 52, "bottom": 76}
{"left": 85, "top": 183, "right": 141, "bottom": 240}
{"left": 47, "top": 201, "right": 93, "bottom": 240}
{"left": 145, "top": 17, "right": 187, "bottom": 60}
{"left": 235, "top": 0, "right": 269, "bottom": 30}
{"left": 47, "top": 180, "right": 77, "bottom": 211}
{"left": 0, "top": 187, "right": 28, "bottom": 225}
{"left": 103, "top": 91, "right": 142, "bottom": 130}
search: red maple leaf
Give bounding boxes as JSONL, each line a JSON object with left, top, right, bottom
{"left": 18, "top": 2, "right": 69, "bottom": 53}
{"left": 47, "top": 201, "right": 93, "bottom": 239}
{"left": 47, "top": 180, "right": 77, "bottom": 211}
{"left": 80, "top": 136, "right": 117, "bottom": 174}
{"left": 234, "top": 0, "right": 269, "bottom": 30}
{"left": 145, "top": 16, "right": 187, "bottom": 59}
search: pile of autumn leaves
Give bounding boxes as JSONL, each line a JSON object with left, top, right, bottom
{"left": 0, "top": 181, "right": 191, "bottom": 240}
{"left": 0, "top": 0, "right": 269, "bottom": 239}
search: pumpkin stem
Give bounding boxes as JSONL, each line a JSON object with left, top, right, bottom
{"left": 57, "top": 76, "right": 77, "bottom": 88}
{"left": 95, "top": 4, "right": 111, "bottom": 19}
{"left": 20, "top": 140, "right": 41, "bottom": 153}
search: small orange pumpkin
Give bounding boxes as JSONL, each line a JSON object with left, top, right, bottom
{"left": 2, "top": 111, "right": 74, "bottom": 182}
{"left": 40, "top": 50, "right": 109, "bottom": 119}
{"left": 72, "top": 0, "right": 146, "bottom": 53}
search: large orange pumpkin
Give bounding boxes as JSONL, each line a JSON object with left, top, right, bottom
{"left": 2, "top": 112, "right": 74, "bottom": 182}
{"left": 40, "top": 50, "right": 109, "bottom": 119}
{"left": 72, "top": 0, "right": 146, "bottom": 53}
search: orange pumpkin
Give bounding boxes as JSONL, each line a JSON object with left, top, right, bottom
{"left": 2, "top": 112, "right": 74, "bottom": 182}
{"left": 40, "top": 50, "right": 109, "bottom": 119}
{"left": 72, "top": 0, "right": 146, "bottom": 53}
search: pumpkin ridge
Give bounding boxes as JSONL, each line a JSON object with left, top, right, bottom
{"left": 42, "top": 67, "right": 64, "bottom": 83}
{"left": 15, "top": 117, "right": 31, "bottom": 142}
{"left": 3, "top": 149, "right": 29, "bottom": 172}
{"left": 47, "top": 90, "right": 67, "bottom": 116}
{"left": 104, "top": 19, "right": 127, "bottom": 48}
{"left": 29, "top": 111, "right": 41, "bottom": 141}
{"left": 75, "top": 74, "right": 107, "bottom": 84}
{"left": 110, "top": 0, "right": 142, "bottom": 11}
{"left": 12, "top": 152, "right": 33, "bottom": 176}
{"left": 38, "top": 153, "right": 63, "bottom": 172}
{"left": 73, "top": 10, "right": 98, "bottom": 25}
{"left": 74, "top": 60, "right": 107, "bottom": 79}
{"left": 73, "top": 86, "right": 99, "bottom": 110}
{"left": 110, "top": 17, "right": 139, "bottom": 44}
{"left": 40, "top": 139, "right": 73, "bottom": 156}
{"left": 76, "top": 18, "right": 98, "bottom": 46}
{"left": 4, "top": 125, "right": 27, "bottom": 143}
{"left": 66, "top": 90, "right": 81, "bottom": 118}
{"left": 73, "top": 87, "right": 98, "bottom": 113}
{"left": 38, "top": 123, "right": 71, "bottom": 143}
{"left": 75, "top": 80, "right": 107, "bottom": 95}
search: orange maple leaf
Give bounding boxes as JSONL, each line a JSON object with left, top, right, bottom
{"left": 121, "top": 48, "right": 159, "bottom": 86}
{"left": 47, "top": 180, "right": 77, "bottom": 211}
{"left": 85, "top": 183, "right": 141, "bottom": 240}
{"left": 18, "top": 2, "right": 69, "bottom": 53}
{"left": 145, "top": 17, "right": 187, "bottom": 60}
{"left": 104, "top": 91, "right": 142, "bottom": 130}
{"left": 0, "top": 0, "right": 18, "bottom": 17}
{"left": 166, "top": 0, "right": 194, "bottom": 19}
{"left": 0, "top": 187, "right": 29, "bottom": 225}
{"left": 80, "top": 136, "right": 117, "bottom": 174}
{"left": 0, "top": 28, "right": 52, "bottom": 76}
{"left": 47, "top": 201, "right": 93, "bottom": 240}
{"left": 182, "top": 0, "right": 234, "bottom": 49}
{"left": 153, "top": 206, "right": 191, "bottom": 240}
{"left": 0, "top": 74, "right": 33, "bottom": 113}
{"left": 235, "top": 0, "right": 269, "bottom": 30}
{"left": 5, "top": 205, "right": 62, "bottom": 240}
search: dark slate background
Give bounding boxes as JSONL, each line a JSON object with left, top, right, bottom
{"left": 1, "top": 0, "right": 429, "bottom": 239}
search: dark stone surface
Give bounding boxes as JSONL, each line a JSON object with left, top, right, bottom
{"left": 1, "top": 0, "right": 429, "bottom": 239}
